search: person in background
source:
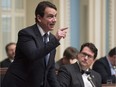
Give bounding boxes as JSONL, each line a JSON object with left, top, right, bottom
{"left": 0, "top": 42, "right": 16, "bottom": 68}
{"left": 92, "top": 47, "right": 116, "bottom": 84}
{"left": 55, "top": 46, "right": 78, "bottom": 74}
{"left": 57, "top": 42, "right": 101, "bottom": 87}
{"left": 2, "top": 1, "right": 67, "bottom": 87}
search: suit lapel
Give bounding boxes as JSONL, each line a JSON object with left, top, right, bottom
{"left": 74, "top": 63, "right": 97, "bottom": 87}
{"left": 89, "top": 69, "right": 97, "bottom": 86}
{"left": 74, "top": 65, "right": 96, "bottom": 87}
{"left": 32, "top": 24, "right": 46, "bottom": 68}
{"left": 74, "top": 63, "right": 84, "bottom": 87}
{"left": 32, "top": 24, "right": 43, "bottom": 47}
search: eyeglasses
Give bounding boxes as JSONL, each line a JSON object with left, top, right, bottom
{"left": 79, "top": 52, "right": 94, "bottom": 59}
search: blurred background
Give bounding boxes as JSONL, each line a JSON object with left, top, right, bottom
{"left": 0, "top": 0, "right": 116, "bottom": 61}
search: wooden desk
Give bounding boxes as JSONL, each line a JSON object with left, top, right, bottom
{"left": 102, "top": 84, "right": 116, "bottom": 87}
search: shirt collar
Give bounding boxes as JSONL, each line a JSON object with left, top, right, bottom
{"left": 37, "top": 24, "right": 50, "bottom": 36}
{"left": 106, "top": 56, "right": 112, "bottom": 68}
{"left": 9, "top": 58, "right": 14, "bottom": 62}
{"left": 76, "top": 61, "right": 89, "bottom": 71}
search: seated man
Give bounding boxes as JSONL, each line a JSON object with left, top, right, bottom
{"left": 55, "top": 46, "right": 79, "bottom": 72}
{"left": 92, "top": 47, "right": 116, "bottom": 84}
{"left": 0, "top": 42, "right": 16, "bottom": 83}
{"left": 0, "top": 42, "right": 16, "bottom": 68}
{"left": 57, "top": 42, "right": 101, "bottom": 87}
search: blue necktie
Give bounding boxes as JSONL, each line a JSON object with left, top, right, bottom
{"left": 43, "top": 33, "right": 49, "bottom": 66}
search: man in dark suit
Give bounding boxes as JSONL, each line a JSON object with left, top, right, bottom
{"left": 0, "top": 42, "right": 16, "bottom": 83}
{"left": 92, "top": 47, "right": 116, "bottom": 84}
{"left": 0, "top": 42, "right": 16, "bottom": 68}
{"left": 57, "top": 42, "right": 102, "bottom": 87}
{"left": 2, "top": 1, "right": 67, "bottom": 87}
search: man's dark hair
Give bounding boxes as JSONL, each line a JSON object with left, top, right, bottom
{"left": 80, "top": 42, "right": 98, "bottom": 59}
{"left": 63, "top": 47, "right": 79, "bottom": 59}
{"left": 5, "top": 42, "right": 16, "bottom": 53}
{"left": 35, "top": 1, "right": 57, "bottom": 22}
{"left": 108, "top": 47, "right": 116, "bottom": 57}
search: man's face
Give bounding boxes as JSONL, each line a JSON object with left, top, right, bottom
{"left": 7, "top": 44, "right": 16, "bottom": 59}
{"left": 78, "top": 47, "right": 95, "bottom": 69}
{"left": 37, "top": 7, "right": 57, "bottom": 32}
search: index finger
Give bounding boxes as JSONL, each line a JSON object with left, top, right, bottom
{"left": 60, "top": 27, "right": 68, "bottom": 31}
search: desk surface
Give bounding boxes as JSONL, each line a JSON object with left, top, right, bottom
{"left": 102, "top": 84, "right": 116, "bottom": 87}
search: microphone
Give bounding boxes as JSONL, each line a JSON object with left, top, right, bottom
{"left": 87, "top": 75, "right": 96, "bottom": 87}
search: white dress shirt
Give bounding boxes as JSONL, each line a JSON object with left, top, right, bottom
{"left": 82, "top": 72, "right": 93, "bottom": 87}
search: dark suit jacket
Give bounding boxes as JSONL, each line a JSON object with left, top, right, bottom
{"left": 0, "top": 58, "right": 12, "bottom": 68}
{"left": 92, "top": 56, "right": 116, "bottom": 84}
{"left": 57, "top": 62, "right": 102, "bottom": 87}
{"left": 2, "top": 24, "right": 60, "bottom": 87}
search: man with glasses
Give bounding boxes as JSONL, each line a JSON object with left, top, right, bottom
{"left": 57, "top": 42, "right": 102, "bottom": 87}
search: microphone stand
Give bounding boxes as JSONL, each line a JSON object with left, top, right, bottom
{"left": 87, "top": 75, "right": 96, "bottom": 87}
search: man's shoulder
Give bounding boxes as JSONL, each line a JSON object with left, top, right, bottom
{"left": 55, "top": 58, "right": 63, "bottom": 69}
{"left": 62, "top": 63, "right": 78, "bottom": 71}
{"left": 0, "top": 58, "right": 11, "bottom": 68}
{"left": 0, "top": 58, "right": 10, "bottom": 63}
{"left": 18, "top": 24, "right": 39, "bottom": 36}
{"left": 93, "top": 56, "right": 108, "bottom": 69}
{"left": 95, "top": 56, "right": 107, "bottom": 62}
{"left": 91, "top": 69, "right": 99, "bottom": 74}
{"left": 56, "top": 58, "right": 63, "bottom": 64}
{"left": 20, "top": 24, "right": 37, "bottom": 32}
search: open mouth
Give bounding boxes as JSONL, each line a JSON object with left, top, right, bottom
{"left": 50, "top": 24, "right": 55, "bottom": 27}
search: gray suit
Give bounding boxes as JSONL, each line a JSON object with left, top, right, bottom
{"left": 57, "top": 62, "right": 102, "bottom": 87}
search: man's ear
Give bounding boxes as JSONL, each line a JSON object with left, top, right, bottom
{"left": 37, "top": 15, "right": 41, "bottom": 22}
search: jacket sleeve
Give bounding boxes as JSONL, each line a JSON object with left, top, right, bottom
{"left": 16, "top": 29, "right": 60, "bottom": 61}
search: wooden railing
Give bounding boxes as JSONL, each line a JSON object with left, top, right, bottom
{"left": 102, "top": 84, "right": 116, "bottom": 87}
{"left": 0, "top": 68, "right": 8, "bottom": 83}
{"left": 0, "top": 68, "right": 8, "bottom": 75}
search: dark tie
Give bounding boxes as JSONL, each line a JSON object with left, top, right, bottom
{"left": 81, "top": 70, "right": 90, "bottom": 75}
{"left": 43, "top": 33, "right": 48, "bottom": 44}
{"left": 43, "top": 33, "right": 49, "bottom": 66}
